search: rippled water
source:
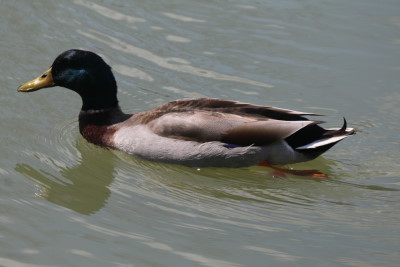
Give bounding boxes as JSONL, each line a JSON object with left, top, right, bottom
{"left": 2, "top": 0, "right": 400, "bottom": 266}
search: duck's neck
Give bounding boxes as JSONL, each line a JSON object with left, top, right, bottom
{"left": 80, "top": 91, "right": 119, "bottom": 111}
{"left": 79, "top": 105, "right": 132, "bottom": 147}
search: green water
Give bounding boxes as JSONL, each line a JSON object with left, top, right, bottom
{"left": 2, "top": 0, "right": 400, "bottom": 266}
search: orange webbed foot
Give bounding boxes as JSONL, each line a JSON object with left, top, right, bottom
{"left": 258, "top": 161, "right": 327, "bottom": 178}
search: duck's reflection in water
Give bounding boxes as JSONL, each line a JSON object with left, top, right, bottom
{"left": 16, "top": 141, "right": 116, "bottom": 215}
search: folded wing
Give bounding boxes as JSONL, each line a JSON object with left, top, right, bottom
{"left": 143, "top": 98, "right": 325, "bottom": 146}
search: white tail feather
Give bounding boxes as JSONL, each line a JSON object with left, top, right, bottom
{"left": 295, "top": 135, "right": 348, "bottom": 150}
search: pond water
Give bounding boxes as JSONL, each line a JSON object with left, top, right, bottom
{"left": 1, "top": 0, "right": 400, "bottom": 266}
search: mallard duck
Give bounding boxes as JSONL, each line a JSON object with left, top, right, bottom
{"left": 18, "top": 49, "right": 354, "bottom": 173}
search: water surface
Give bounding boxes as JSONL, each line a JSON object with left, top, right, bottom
{"left": 1, "top": 0, "right": 400, "bottom": 266}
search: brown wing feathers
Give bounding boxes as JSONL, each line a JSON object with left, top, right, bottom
{"left": 143, "top": 98, "right": 324, "bottom": 146}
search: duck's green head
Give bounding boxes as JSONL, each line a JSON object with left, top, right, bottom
{"left": 18, "top": 49, "right": 118, "bottom": 111}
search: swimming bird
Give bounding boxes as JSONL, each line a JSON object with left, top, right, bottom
{"left": 18, "top": 49, "right": 354, "bottom": 175}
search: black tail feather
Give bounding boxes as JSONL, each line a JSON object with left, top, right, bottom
{"left": 286, "top": 117, "right": 354, "bottom": 151}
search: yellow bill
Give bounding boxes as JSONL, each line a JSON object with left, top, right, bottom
{"left": 18, "top": 68, "right": 55, "bottom": 92}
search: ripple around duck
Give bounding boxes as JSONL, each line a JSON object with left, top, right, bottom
{"left": 17, "top": 118, "right": 81, "bottom": 178}
{"left": 51, "top": 118, "right": 82, "bottom": 165}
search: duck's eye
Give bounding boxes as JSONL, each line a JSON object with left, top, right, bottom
{"left": 41, "top": 73, "right": 48, "bottom": 79}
